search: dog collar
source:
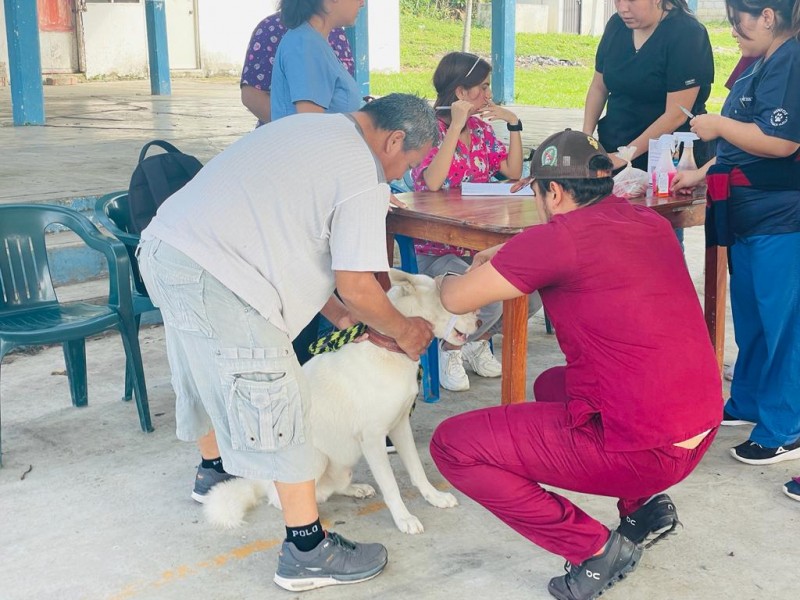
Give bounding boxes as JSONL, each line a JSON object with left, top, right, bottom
{"left": 365, "top": 326, "right": 407, "bottom": 354}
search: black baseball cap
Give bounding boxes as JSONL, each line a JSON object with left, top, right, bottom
{"left": 530, "top": 129, "right": 611, "bottom": 180}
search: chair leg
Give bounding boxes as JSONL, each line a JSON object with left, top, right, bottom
{"left": 419, "top": 339, "right": 441, "bottom": 403}
{"left": 119, "top": 322, "right": 154, "bottom": 433}
{"left": 63, "top": 339, "right": 88, "bottom": 407}
{"left": 123, "top": 314, "right": 143, "bottom": 402}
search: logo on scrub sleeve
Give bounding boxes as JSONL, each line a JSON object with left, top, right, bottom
{"left": 770, "top": 108, "right": 789, "bottom": 127}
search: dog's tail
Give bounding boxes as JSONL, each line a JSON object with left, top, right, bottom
{"left": 203, "top": 478, "right": 275, "bottom": 528}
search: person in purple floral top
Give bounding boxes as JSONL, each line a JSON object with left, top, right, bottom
{"left": 240, "top": 12, "right": 354, "bottom": 126}
{"left": 410, "top": 52, "right": 540, "bottom": 393}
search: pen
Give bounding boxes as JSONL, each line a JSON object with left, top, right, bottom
{"left": 679, "top": 105, "right": 695, "bottom": 119}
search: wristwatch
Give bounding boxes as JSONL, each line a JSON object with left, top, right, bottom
{"left": 507, "top": 120, "right": 523, "bottom": 132}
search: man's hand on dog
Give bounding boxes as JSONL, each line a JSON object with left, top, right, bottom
{"left": 396, "top": 317, "right": 434, "bottom": 360}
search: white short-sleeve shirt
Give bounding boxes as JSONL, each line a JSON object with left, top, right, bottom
{"left": 143, "top": 113, "right": 390, "bottom": 338}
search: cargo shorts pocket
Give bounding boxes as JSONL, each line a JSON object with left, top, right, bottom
{"left": 225, "top": 366, "right": 306, "bottom": 452}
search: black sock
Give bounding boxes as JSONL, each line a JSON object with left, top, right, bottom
{"left": 201, "top": 457, "right": 225, "bottom": 474}
{"left": 286, "top": 519, "right": 325, "bottom": 552}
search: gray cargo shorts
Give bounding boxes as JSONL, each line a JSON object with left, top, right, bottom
{"left": 137, "top": 238, "right": 314, "bottom": 482}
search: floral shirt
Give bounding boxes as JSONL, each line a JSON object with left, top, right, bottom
{"left": 240, "top": 13, "right": 355, "bottom": 92}
{"left": 412, "top": 116, "right": 509, "bottom": 256}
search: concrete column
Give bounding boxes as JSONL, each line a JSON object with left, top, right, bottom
{"left": 144, "top": 0, "right": 171, "bottom": 95}
{"left": 345, "top": 6, "right": 370, "bottom": 97}
{"left": 4, "top": 0, "right": 45, "bottom": 125}
{"left": 491, "top": 0, "right": 516, "bottom": 104}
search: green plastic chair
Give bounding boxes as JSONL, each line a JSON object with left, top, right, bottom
{"left": 0, "top": 204, "right": 153, "bottom": 465}
{"left": 95, "top": 192, "right": 159, "bottom": 402}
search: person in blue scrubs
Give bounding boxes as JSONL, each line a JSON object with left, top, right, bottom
{"left": 270, "top": 0, "right": 364, "bottom": 121}
{"left": 673, "top": 0, "right": 800, "bottom": 475}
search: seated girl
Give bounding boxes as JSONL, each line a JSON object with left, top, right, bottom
{"left": 411, "top": 52, "right": 540, "bottom": 392}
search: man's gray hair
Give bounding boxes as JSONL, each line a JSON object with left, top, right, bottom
{"left": 359, "top": 94, "right": 438, "bottom": 151}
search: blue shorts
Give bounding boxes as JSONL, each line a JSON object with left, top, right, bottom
{"left": 137, "top": 239, "right": 315, "bottom": 482}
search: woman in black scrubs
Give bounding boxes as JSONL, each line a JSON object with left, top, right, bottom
{"left": 583, "top": 0, "right": 715, "bottom": 171}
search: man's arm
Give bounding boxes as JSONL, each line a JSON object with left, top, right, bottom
{"left": 335, "top": 271, "right": 433, "bottom": 360}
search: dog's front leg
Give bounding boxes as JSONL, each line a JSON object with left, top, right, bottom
{"left": 389, "top": 417, "right": 458, "bottom": 509}
{"left": 359, "top": 434, "right": 424, "bottom": 534}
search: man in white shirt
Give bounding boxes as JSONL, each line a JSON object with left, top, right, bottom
{"left": 138, "top": 94, "right": 437, "bottom": 591}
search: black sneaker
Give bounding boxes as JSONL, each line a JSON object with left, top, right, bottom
{"left": 617, "top": 494, "right": 681, "bottom": 548}
{"left": 730, "top": 439, "right": 800, "bottom": 465}
{"left": 386, "top": 436, "right": 397, "bottom": 454}
{"left": 548, "top": 531, "right": 643, "bottom": 600}
{"left": 721, "top": 410, "right": 755, "bottom": 427}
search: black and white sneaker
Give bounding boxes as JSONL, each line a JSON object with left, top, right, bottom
{"left": 617, "top": 494, "right": 682, "bottom": 548}
{"left": 548, "top": 531, "right": 643, "bottom": 600}
{"left": 721, "top": 410, "right": 755, "bottom": 427}
{"left": 730, "top": 439, "right": 800, "bottom": 465}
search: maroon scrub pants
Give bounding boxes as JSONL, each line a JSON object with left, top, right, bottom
{"left": 430, "top": 367, "right": 716, "bottom": 564}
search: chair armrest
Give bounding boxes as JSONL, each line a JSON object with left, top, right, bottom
{"left": 69, "top": 214, "right": 135, "bottom": 315}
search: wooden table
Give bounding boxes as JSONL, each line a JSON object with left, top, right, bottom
{"left": 387, "top": 189, "right": 727, "bottom": 405}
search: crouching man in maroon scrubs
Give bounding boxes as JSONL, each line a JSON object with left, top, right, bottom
{"left": 432, "top": 129, "right": 722, "bottom": 600}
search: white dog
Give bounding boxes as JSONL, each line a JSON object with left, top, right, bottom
{"left": 204, "top": 270, "right": 478, "bottom": 534}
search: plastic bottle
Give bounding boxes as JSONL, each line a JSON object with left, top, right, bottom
{"left": 674, "top": 132, "right": 699, "bottom": 171}
{"left": 651, "top": 135, "right": 676, "bottom": 197}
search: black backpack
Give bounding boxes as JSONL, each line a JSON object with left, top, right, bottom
{"left": 127, "top": 140, "right": 203, "bottom": 234}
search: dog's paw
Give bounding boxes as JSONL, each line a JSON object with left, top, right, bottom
{"left": 395, "top": 513, "right": 425, "bottom": 535}
{"left": 343, "top": 483, "right": 376, "bottom": 499}
{"left": 423, "top": 489, "right": 459, "bottom": 509}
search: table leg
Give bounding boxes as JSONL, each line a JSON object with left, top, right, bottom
{"left": 501, "top": 295, "right": 528, "bottom": 405}
{"left": 704, "top": 245, "right": 728, "bottom": 371}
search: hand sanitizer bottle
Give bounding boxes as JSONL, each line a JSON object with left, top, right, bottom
{"left": 674, "top": 132, "right": 699, "bottom": 172}
{"left": 651, "top": 135, "right": 676, "bottom": 197}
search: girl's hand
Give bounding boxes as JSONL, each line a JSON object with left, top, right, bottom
{"left": 480, "top": 101, "right": 518, "bottom": 126}
{"left": 450, "top": 100, "right": 473, "bottom": 131}
{"left": 671, "top": 168, "right": 705, "bottom": 194}
{"left": 689, "top": 114, "right": 722, "bottom": 142}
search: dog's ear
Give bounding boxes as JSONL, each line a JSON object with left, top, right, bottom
{"left": 388, "top": 269, "right": 415, "bottom": 296}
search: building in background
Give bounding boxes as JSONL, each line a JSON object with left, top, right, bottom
{"left": 0, "top": 0, "right": 399, "bottom": 82}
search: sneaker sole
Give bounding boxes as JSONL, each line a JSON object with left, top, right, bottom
{"left": 548, "top": 545, "right": 644, "bottom": 600}
{"left": 191, "top": 491, "right": 208, "bottom": 504}
{"left": 784, "top": 486, "right": 800, "bottom": 502}
{"left": 273, "top": 564, "right": 385, "bottom": 592}
{"left": 730, "top": 446, "right": 800, "bottom": 465}
{"left": 642, "top": 519, "right": 682, "bottom": 549}
{"left": 720, "top": 419, "right": 755, "bottom": 427}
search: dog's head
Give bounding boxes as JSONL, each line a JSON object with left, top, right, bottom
{"left": 387, "top": 269, "right": 478, "bottom": 347}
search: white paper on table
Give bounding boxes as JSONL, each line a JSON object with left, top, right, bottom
{"left": 461, "top": 182, "right": 532, "bottom": 196}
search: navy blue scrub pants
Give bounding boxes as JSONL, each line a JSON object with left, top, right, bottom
{"left": 725, "top": 232, "right": 800, "bottom": 447}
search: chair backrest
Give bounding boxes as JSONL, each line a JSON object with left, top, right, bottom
{"left": 0, "top": 205, "right": 84, "bottom": 312}
{"left": 95, "top": 193, "right": 148, "bottom": 297}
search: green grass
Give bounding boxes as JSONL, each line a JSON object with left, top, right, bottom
{"left": 371, "top": 15, "right": 740, "bottom": 112}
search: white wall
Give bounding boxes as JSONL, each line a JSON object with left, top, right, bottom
{"left": 368, "top": 0, "right": 400, "bottom": 72}
{"left": 0, "top": 3, "right": 8, "bottom": 83}
{"left": 82, "top": 3, "right": 148, "bottom": 78}
{"left": 196, "top": 0, "right": 276, "bottom": 75}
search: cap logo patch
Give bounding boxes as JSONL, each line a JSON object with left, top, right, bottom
{"left": 587, "top": 136, "right": 599, "bottom": 150}
{"left": 563, "top": 156, "right": 571, "bottom": 167}
{"left": 541, "top": 146, "right": 558, "bottom": 167}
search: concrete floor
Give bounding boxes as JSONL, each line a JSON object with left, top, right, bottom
{"left": 1, "top": 81, "right": 797, "bottom": 600}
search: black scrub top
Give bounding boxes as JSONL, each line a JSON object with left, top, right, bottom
{"left": 595, "top": 11, "right": 714, "bottom": 170}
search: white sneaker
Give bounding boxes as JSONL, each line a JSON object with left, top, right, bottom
{"left": 439, "top": 345, "right": 470, "bottom": 391}
{"left": 461, "top": 340, "right": 502, "bottom": 378}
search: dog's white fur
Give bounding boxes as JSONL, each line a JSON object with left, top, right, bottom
{"left": 204, "top": 270, "right": 479, "bottom": 534}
